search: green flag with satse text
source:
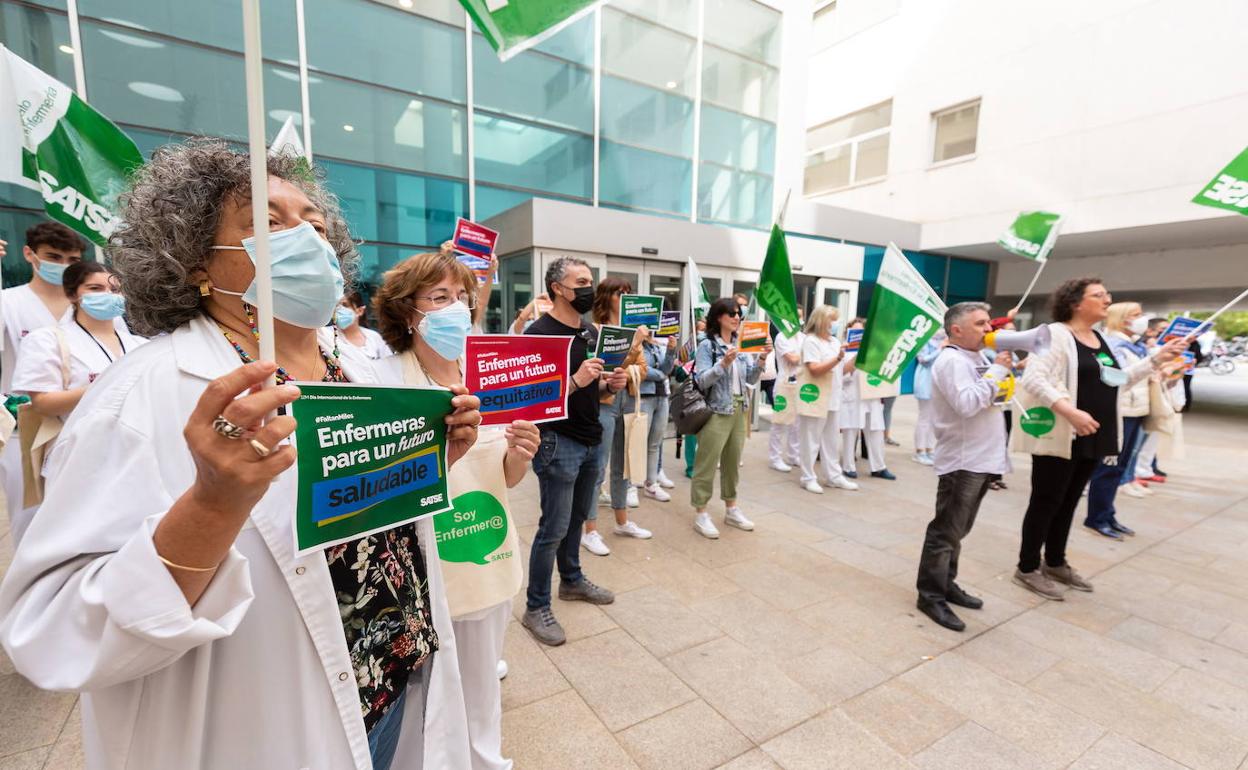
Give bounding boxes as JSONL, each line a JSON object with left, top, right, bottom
{"left": 0, "top": 45, "right": 143, "bottom": 247}
{"left": 857, "top": 243, "right": 947, "bottom": 385}
{"left": 997, "top": 211, "right": 1063, "bottom": 262}
{"left": 1192, "top": 144, "right": 1248, "bottom": 215}
{"left": 459, "top": 0, "right": 605, "bottom": 61}
{"left": 757, "top": 224, "right": 801, "bottom": 338}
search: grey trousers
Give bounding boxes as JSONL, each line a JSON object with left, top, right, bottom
{"left": 916, "top": 470, "right": 997, "bottom": 604}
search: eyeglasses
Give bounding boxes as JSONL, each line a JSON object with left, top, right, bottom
{"left": 413, "top": 290, "right": 476, "bottom": 310}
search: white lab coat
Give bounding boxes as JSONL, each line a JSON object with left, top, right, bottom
{"left": 1, "top": 284, "right": 60, "bottom": 527}
{"left": 0, "top": 314, "right": 470, "bottom": 770}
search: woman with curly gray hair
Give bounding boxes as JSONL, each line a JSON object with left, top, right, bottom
{"left": 0, "top": 139, "right": 479, "bottom": 770}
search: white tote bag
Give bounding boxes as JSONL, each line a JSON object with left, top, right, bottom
{"left": 770, "top": 379, "right": 797, "bottom": 426}
{"left": 794, "top": 367, "right": 832, "bottom": 418}
{"left": 622, "top": 366, "right": 650, "bottom": 485}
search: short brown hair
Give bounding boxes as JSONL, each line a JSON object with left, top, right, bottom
{"left": 1049, "top": 277, "right": 1103, "bottom": 323}
{"left": 591, "top": 275, "right": 632, "bottom": 325}
{"left": 373, "top": 244, "right": 476, "bottom": 352}
{"left": 26, "top": 221, "right": 87, "bottom": 254}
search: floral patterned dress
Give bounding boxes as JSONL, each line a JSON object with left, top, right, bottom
{"left": 222, "top": 329, "right": 438, "bottom": 732}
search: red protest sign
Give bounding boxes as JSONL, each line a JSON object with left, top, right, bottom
{"left": 453, "top": 218, "right": 501, "bottom": 285}
{"left": 465, "top": 334, "right": 572, "bottom": 426}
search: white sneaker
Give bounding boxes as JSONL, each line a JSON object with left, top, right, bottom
{"left": 656, "top": 470, "right": 676, "bottom": 489}
{"left": 828, "top": 475, "right": 860, "bottom": 491}
{"left": 497, "top": 659, "right": 509, "bottom": 680}
{"left": 598, "top": 490, "right": 611, "bottom": 506}
{"left": 626, "top": 486, "right": 640, "bottom": 508}
{"left": 614, "top": 520, "right": 653, "bottom": 539}
{"left": 643, "top": 482, "right": 671, "bottom": 502}
{"left": 694, "top": 512, "right": 720, "bottom": 539}
{"left": 581, "top": 530, "right": 610, "bottom": 556}
{"left": 1121, "top": 482, "right": 1147, "bottom": 499}
{"left": 802, "top": 480, "right": 825, "bottom": 494}
{"left": 724, "top": 506, "right": 755, "bottom": 532}
{"left": 1136, "top": 482, "right": 1154, "bottom": 496}
{"left": 770, "top": 460, "right": 793, "bottom": 473}
{"left": 912, "top": 453, "right": 933, "bottom": 466}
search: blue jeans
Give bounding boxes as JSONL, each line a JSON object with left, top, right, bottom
{"left": 368, "top": 687, "right": 408, "bottom": 770}
{"left": 596, "top": 395, "right": 630, "bottom": 512}
{"left": 1085, "top": 416, "right": 1143, "bottom": 529}
{"left": 528, "top": 431, "right": 600, "bottom": 610}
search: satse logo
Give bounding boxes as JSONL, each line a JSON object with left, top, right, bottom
{"left": 879, "top": 315, "right": 934, "bottom": 379}
{"left": 1203, "top": 174, "right": 1248, "bottom": 208}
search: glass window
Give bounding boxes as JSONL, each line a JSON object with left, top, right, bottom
{"left": 700, "top": 45, "right": 778, "bottom": 121}
{"left": 388, "top": 0, "right": 464, "bottom": 28}
{"left": 473, "top": 34, "right": 592, "bottom": 133}
{"left": 803, "top": 145, "right": 850, "bottom": 195}
{"left": 698, "top": 164, "right": 771, "bottom": 228}
{"left": 946, "top": 257, "right": 989, "bottom": 304}
{"left": 700, "top": 104, "right": 775, "bottom": 175}
{"left": 321, "top": 159, "right": 465, "bottom": 248}
{"left": 306, "top": 0, "right": 465, "bottom": 105}
{"left": 78, "top": 0, "right": 298, "bottom": 64}
{"left": 82, "top": 22, "right": 301, "bottom": 140}
{"left": 354, "top": 242, "right": 430, "bottom": 293}
{"left": 0, "top": 3, "right": 76, "bottom": 85}
{"left": 600, "top": 141, "right": 691, "bottom": 217}
{"left": 807, "top": 102, "right": 891, "bottom": 150}
{"left": 0, "top": 208, "right": 48, "bottom": 288}
{"left": 933, "top": 100, "right": 980, "bottom": 163}
{"left": 855, "top": 133, "right": 889, "bottom": 180}
{"left": 649, "top": 273, "right": 681, "bottom": 306}
{"left": 474, "top": 113, "right": 592, "bottom": 199}
{"left": 703, "top": 0, "right": 781, "bottom": 65}
{"left": 476, "top": 185, "right": 531, "bottom": 221}
{"left": 702, "top": 276, "right": 722, "bottom": 301}
{"left": 496, "top": 252, "right": 533, "bottom": 333}
{"left": 804, "top": 101, "right": 891, "bottom": 194}
{"left": 308, "top": 74, "right": 466, "bottom": 178}
{"left": 601, "top": 77, "right": 693, "bottom": 158}
{"left": 529, "top": 12, "right": 594, "bottom": 67}
{"left": 602, "top": 7, "right": 696, "bottom": 97}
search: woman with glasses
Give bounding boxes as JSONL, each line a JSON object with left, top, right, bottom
{"left": 373, "top": 245, "right": 540, "bottom": 770}
{"left": 1013, "top": 278, "right": 1184, "bottom": 600}
{"left": 582, "top": 277, "right": 652, "bottom": 557}
{"left": 690, "top": 298, "right": 770, "bottom": 539}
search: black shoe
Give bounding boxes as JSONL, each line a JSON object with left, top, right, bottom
{"left": 1109, "top": 519, "right": 1135, "bottom": 537}
{"left": 844, "top": 470, "right": 858, "bottom": 479}
{"left": 946, "top": 583, "right": 984, "bottom": 610}
{"left": 1086, "top": 524, "right": 1122, "bottom": 540}
{"left": 870, "top": 469, "right": 897, "bottom": 481}
{"left": 1154, "top": 468, "right": 1168, "bottom": 478}
{"left": 917, "top": 599, "right": 965, "bottom": 632}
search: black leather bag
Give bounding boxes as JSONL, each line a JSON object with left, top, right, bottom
{"left": 669, "top": 340, "right": 718, "bottom": 435}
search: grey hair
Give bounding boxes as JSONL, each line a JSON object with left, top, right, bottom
{"left": 544, "top": 256, "right": 589, "bottom": 296}
{"left": 944, "top": 301, "right": 991, "bottom": 333}
{"left": 109, "top": 138, "right": 357, "bottom": 337}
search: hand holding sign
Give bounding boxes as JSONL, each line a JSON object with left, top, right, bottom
{"left": 574, "top": 357, "right": 604, "bottom": 389}
{"left": 505, "top": 420, "right": 541, "bottom": 463}
{"left": 446, "top": 384, "right": 483, "bottom": 468}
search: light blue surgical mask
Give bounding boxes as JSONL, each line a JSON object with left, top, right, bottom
{"left": 210, "top": 221, "right": 344, "bottom": 329}
{"left": 415, "top": 300, "right": 472, "bottom": 361}
{"left": 80, "top": 292, "right": 126, "bottom": 321}
{"left": 37, "top": 259, "right": 68, "bottom": 286}
{"left": 828, "top": 321, "right": 841, "bottom": 337}
{"left": 334, "top": 306, "right": 357, "bottom": 330}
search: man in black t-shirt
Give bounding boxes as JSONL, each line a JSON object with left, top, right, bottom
{"left": 521, "top": 257, "right": 628, "bottom": 646}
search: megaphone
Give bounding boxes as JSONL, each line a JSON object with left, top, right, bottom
{"left": 984, "top": 325, "right": 1051, "bottom": 355}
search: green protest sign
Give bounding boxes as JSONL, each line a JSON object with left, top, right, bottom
{"left": 997, "top": 211, "right": 1063, "bottom": 262}
{"left": 594, "top": 324, "right": 634, "bottom": 371}
{"left": 288, "top": 383, "right": 454, "bottom": 555}
{"left": 857, "top": 243, "right": 947, "bottom": 385}
{"left": 619, "top": 294, "right": 663, "bottom": 329}
{"left": 459, "top": 0, "right": 604, "bottom": 61}
{"left": 758, "top": 224, "right": 801, "bottom": 338}
{"left": 1192, "top": 145, "right": 1248, "bottom": 215}
{"left": 434, "top": 490, "right": 509, "bottom": 565}
{"left": 0, "top": 46, "right": 143, "bottom": 246}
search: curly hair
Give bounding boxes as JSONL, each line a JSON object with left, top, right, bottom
{"left": 1049, "top": 277, "right": 1103, "bottom": 323}
{"left": 109, "top": 138, "right": 357, "bottom": 336}
{"left": 372, "top": 243, "right": 476, "bottom": 353}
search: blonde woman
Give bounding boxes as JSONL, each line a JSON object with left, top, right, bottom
{"left": 797, "top": 305, "right": 858, "bottom": 494}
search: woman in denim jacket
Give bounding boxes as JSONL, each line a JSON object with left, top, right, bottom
{"left": 690, "top": 298, "right": 771, "bottom": 539}
{"left": 639, "top": 333, "right": 678, "bottom": 501}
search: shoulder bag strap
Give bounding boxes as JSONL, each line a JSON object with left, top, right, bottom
{"left": 54, "top": 327, "right": 70, "bottom": 389}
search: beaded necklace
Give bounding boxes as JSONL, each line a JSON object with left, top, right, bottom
{"left": 218, "top": 303, "right": 344, "bottom": 384}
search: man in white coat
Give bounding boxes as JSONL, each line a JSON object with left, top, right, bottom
{"left": 915, "top": 302, "right": 1012, "bottom": 632}
{"left": 1, "top": 222, "right": 86, "bottom": 520}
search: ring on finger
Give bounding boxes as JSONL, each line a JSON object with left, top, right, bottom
{"left": 213, "top": 415, "right": 246, "bottom": 440}
{"left": 249, "top": 439, "right": 271, "bottom": 458}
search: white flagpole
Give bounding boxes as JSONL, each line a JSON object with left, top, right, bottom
{"left": 294, "top": 0, "right": 313, "bottom": 162}
{"left": 1012, "top": 259, "right": 1048, "bottom": 314}
{"left": 1187, "top": 286, "right": 1248, "bottom": 339}
{"left": 241, "top": 0, "right": 276, "bottom": 379}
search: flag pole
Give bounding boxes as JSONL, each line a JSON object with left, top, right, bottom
{"left": 1187, "top": 286, "right": 1248, "bottom": 340}
{"left": 241, "top": 0, "right": 276, "bottom": 381}
{"left": 1011, "top": 259, "right": 1048, "bottom": 314}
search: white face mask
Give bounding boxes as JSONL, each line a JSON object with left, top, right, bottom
{"left": 1128, "top": 316, "right": 1149, "bottom": 335}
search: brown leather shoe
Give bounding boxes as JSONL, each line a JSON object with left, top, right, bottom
{"left": 1013, "top": 569, "right": 1065, "bottom": 600}
{"left": 1042, "top": 563, "right": 1093, "bottom": 592}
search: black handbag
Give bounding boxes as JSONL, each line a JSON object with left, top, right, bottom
{"left": 669, "top": 340, "right": 718, "bottom": 435}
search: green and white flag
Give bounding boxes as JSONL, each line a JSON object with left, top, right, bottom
{"left": 680, "top": 256, "right": 710, "bottom": 363}
{"left": 857, "top": 243, "right": 947, "bottom": 385}
{"left": 757, "top": 224, "right": 801, "bottom": 338}
{"left": 0, "top": 45, "right": 142, "bottom": 247}
{"left": 1192, "top": 144, "right": 1248, "bottom": 215}
{"left": 270, "top": 114, "right": 307, "bottom": 160}
{"left": 459, "top": 0, "right": 606, "bottom": 61}
{"left": 997, "top": 211, "right": 1063, "bottom": 262}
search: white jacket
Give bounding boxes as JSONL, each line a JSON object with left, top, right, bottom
{"left": 0, "top": 315, "right": 470, "bottom": 770}
{"left": 1012, "top": 322, "right": 1155, "bottom": 460}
